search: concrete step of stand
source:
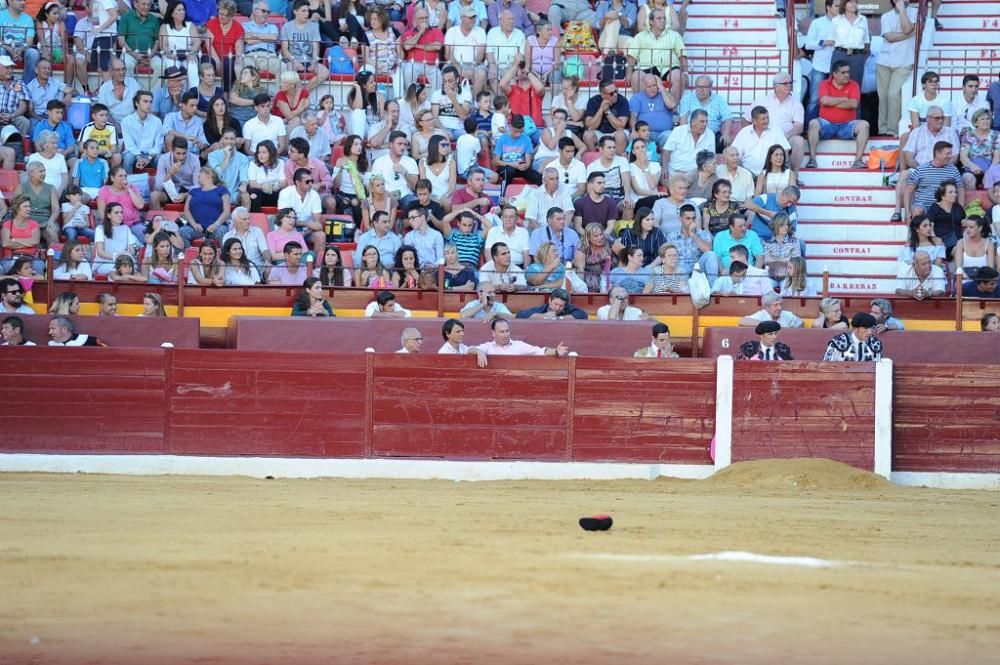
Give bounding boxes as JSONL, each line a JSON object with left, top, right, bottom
{"left": 683, "top": 29, "right": 778, "bottom": 46}
{"left": 806, "top": 240, "right": 904, "bottom": 259}
{"left": 687, "top": 0, "right": 777, "bottom": 18}
{"left": 806, "top": 257, "right": 899, "bottom": 276}
{"left": 685, "top": 16, "right": 778, "bottom": 31}
{"left": 800, "top": 187, "right": 897, "bottom": 206}
{"left": 799, "top": 169, "right": 888, "bottom": 187}
{"left": 797, "top": 220, "right": 908, "bottom": 242}
{"left": 824, "top": 276, "right": 900, "bottom": 296}
{"left": 940, "top": 0, "right": 1000, "bottom": 17}
{"left": 797, "top": 203, "right": 896, "bottom": 222}
{"left": 931, "top": 30, "right": 1000, "bottom": 46}
{"left": 937, "top": 16, "right": 1000, "bottom": 29}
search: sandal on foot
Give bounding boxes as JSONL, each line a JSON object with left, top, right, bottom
{"left": 851, "top": 158, "right": 866, "bottom": 169}
{"left": 890, "top": 212, "right": 902, "bottom": 223}
{"left": 805, "top": 158, "right": 817, "bottom": 169}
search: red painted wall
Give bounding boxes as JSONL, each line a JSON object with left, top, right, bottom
{"left": 893, "top": 364, "right": 1000, "bottom": 473}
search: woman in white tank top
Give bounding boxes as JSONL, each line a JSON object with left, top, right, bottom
{"left": 157, "top": 2, "right": 201, "bottom": 85}
{"left": 418, "top": 135, "right": 457, "bottom": 207}
{"left": 954, "top": 214, "right": 996, "bottom": 277}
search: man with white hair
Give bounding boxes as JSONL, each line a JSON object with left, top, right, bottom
{"left": 289, "top": 111, "right": 335, "bottom": 161}
{"left": 714, "top": 145, "right": 755, "bottom": 204}
{"left": 0, "top": 54, "right": 31, "bottom": 140}
{"left": 484, "top": 9, "right": 525, "bottom": 94}
{"left": 743, "top": 72, "right": 805, "bottom": 184}
{"left": 526, "top": 168, "right": 575, "bottom": 232}
{"left": 662, "top": 108, "right": 714, "bottom": 176}
{"left": 895, "top": 250, "right": 946, "bottom": 300}
{"left": 738, "top": 291, "right": 804, "bottom": 328}
{"left": 242, "top": 1, "right": 282, "bottom": 75}
{"left": 396, "top": 328, "right": 424, "bottom": 354}
{"left": 629, "top": 73, "right": 678, "bottom": 149}
{"left": 48, "top": 316, "right": 105, "bottom": 347}
{"left": 223, "top": 206, "right": 271, "bottom": 272}
{"left": 597, "top": 286, "right": 646, "bottom": 321}
{"left": 401, "top": 5, "right": 444, "bottom": 92}
{"left": 678, "top": 75, "right": 733, "bottom": 151}
{"left": 732, "top": 105, "right": 793, "bottom": 178}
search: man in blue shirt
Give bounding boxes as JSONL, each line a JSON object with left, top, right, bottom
{"left": 677, "top": 75, "right": 734, "bottom": 151}
{"left": 744, "top": 185, "right": 800, "bottom": 242}
{"left": 628, "top": 73, "right": 677, "bottom": 148}
{"left": 515, "top": 288, "right": 588, "bottom": 319}
{"left": 0, "top": 0, "right": 40, "bottom": 83}
{"left": 31, "top": 100, "right": 76, "bottom": 160}
{"left": 120, "top": 90, "right": 163, "bottom": 173}
{"left": 962, "top": 266, "right": 1000, "bottom": 298}
{"left": 493, "top": 114, "right": 541, "bottom": 185}
{"left": 25, "top": 59, "right": 71, "bottom": 122}
{"left": 353, "top": 210, "right": 402, "bottom": 268}
{"left": 207, "top": 128, "right": 249, "bottom": 199}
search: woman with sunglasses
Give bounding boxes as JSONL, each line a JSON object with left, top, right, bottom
{"left": 418, "top": 134, "right": 457, "bottom": 213}
{"left": 266, "top": 208, "right": 307, "bottom": 265}
{"left": 360, "top": 175, "right": 397, "bottom": 233}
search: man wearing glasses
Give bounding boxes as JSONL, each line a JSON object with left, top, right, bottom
{"left": 0, "top": 278, "right": 34, "bottom": 314}
{"left": 743, "top": 72, "right": 805, "bottom": 187}
{"left": 277, "top": 167, "right": 326, "bottom": 255}
{"left": 371, "top": 130, "right": 419, "bottom": 207}
{"left": 403, "top": 207, "right": 445, "bottom": 267}
{"left": 678, "top": 76, "right": 733, "bottom": 151}
{"left": 549, "top": 137, "right": 586, "bottom": 198}
{"left": 395, "top": 328, "right": 424, "bottom": 354}
{"left": 583, "top": 78, "right": 631, "bottom": 154}
{"left": 890, "top": 105, "right": 960, "bottom": 222}
{"left": 118, "top": 0, "right": 160, "bottom": 78}
{"left": 242, "top": 2, "right": 282, "bottom": 75}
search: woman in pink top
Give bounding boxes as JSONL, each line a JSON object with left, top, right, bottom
{"left": 525, "top": 20, "right": 560, "bottom": 85}
{"left": 97, "top": 167, "right": 146, "bottom": 244}
{"left": 266, "top": 208, "right": 308, "bottom": 263}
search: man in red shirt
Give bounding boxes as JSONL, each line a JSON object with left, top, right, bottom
{"left": 806, "top": 60, "right": 870, "bottom": 169}
{"left": 499, "top": 51, "right": 545, "bottom": 129}
{"left": 401, "top": 7, "right": 444, "bottom": 92}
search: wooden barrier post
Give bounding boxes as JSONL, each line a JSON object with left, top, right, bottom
{"left": 822, "top": 267, "right": 830, "bottom": 297}
{"left": 690, "top": 303, "right": 701, "bottom": 358}
{"left": 45, "top": 248, "right": 55, "bottom": 309}
{"left": 436, "top": 264, "right": 445, "bottom": 317}
{"left": 177, "top": 262, "right": 186, "bottom": 317}
{"left": 954, "top": 268, "right": 963, "bottom": 331}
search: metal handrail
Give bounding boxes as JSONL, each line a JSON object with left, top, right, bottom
{"left": 910, "top": 0, "right": 929, "bottom": 97}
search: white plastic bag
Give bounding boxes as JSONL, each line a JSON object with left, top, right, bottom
{"left": 689, "top": 264, "right": 711, "bottom": 309}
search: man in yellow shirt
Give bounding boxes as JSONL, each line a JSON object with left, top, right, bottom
{"left": 627, "top": 8, "right": 686, "bottom": 96}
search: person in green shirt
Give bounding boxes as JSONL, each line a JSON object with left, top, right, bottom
{"left": 117, "top": 0, "right": 161, "bottom": 77}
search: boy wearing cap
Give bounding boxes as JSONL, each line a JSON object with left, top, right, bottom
{"left": 737, "top": 320, "right": 794, "bottom": 361}
{"left": 823, "top": 313, "right": 883, "bottom": 362}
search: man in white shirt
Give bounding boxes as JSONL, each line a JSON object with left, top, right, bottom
{"left": 737, "top": 292, "right": 804, "bottom": 328}
{"left": 479, "top": 241, "right": 527, "bottom": 291}
{"left": 525, "top": 168, "right": 575, "bottom": 231}
{"left": 437, "top": 318, "right": 488, "bottom": 366}
{"left": 549, "top": 138, "right": 587, "bottom": 197}
{"left": 483, "top": 209, "right": 530, "bottom": 267}
{"left": 633, "top": 322, "right": 678, "bottom": 358}
{"left": 876, "top": 0, "right": 917, "bottom": 136}
{"left": 473, "top": 319, "right": 568, "bottom": 356}
{"left": 371, "top": 131, "right": 419, "bottom": 206}
{"left": 395, "top": 328, "right": 424, "bottom": 353}
{"left": 732, "top": 105, "right": 793, "bottom": 176}
{"left": 743, "top": 72, "right": 804, "bottom": 183}
{"left": 597, "top": 287, "right": 646, "bottom": 321}
{"left": 662, "top": 108, "right": 715, "bottom": 175}
{"left": 444, "top": 5, "right": 488, "bottom": 95}
{"left": 715, "top": 145, "right": 755, "bottom": 204}
{"left": 585, "top": 135, "right": 632, "bottom": 208}
{"left": 484, "top": 10, "right": 525, "bottom": 95}
{"left": 365, "top": 290, "right": 413, "bottom": 318}
{"left": 277, "top": 167, "right": 325, "bottom": 254}
{"left": 242, "top": 94, "right": 287, "bottom": 155}
{"left": 222, "top": 206, "right": 271, "bottom": 272}
{"left": 895, "top": 250, "right": 946, "bottom": 300}
{"left": 430, "top": 66, "right": 473, "bottom": 139}
{"left": 952, "top": 74, "right": 989, "bottom": 134}
{"left": 459, "top": 282, "right": 514, "bottom": 322}
{"left": 803, "top": 0, "right": 839, "bottom": 123}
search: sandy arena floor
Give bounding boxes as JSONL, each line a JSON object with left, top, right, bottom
{"left": 1, "top": 459, "right": 998, "bottom": 665}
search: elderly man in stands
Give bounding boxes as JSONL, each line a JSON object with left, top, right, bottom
{"left": 743, "top": 74, "right": 804, "bottom": 184}
{"left": 713, "top": 214, "right": 763, "bottom": 272}
{"left": 484, "top": 209, "right": 530, "bottom": 268}
{"left": 870, "top": 297, "right": 904, "bottom": 333}
{"left": 806, "top": 60, "right": 870, "bottom": 170}
{"left": 484, "top": 10, "right": 525, "bottom": 95}
{"left": 267, "top": 243, "right": 308, "bottom": 286}
{"left": 459, "top": 282, "right": 514, "bottom": 323}
{"left": 627, "top": 8, "right": 686, "bottom": 96}
{"left": 745, "top": 185, "right": 800, "bottom": 242}
{"left": 479, "top": 242, "right": 527, "bottom": 291}
{"left": 118, "top": 0, "right": 160, "bottom": 77}
{"left": 97, "top": 59, "right": 141, "bottom": 125}
{"left": 364, "top": 290, "right": 413, "bottom": 318}
{"left": 0, "top": 54, "right": 31, "bottom": 141}
{"left": 0, "top": 278, "right": 33, "bottom": 314}
{"left": 738, "top": 291, "right": 804, "bottom": 328}
{"left": 438, "top": 319, "right": 489, "bottom": 366}
{"left": 474, "top": 318, "right": 569, "bottom": 356}
{"left": 895, "top": 250, "right": 946, "bottom": 300}
{"left": 823, "top": 312, "right": 882, "bottom": 362}
{"left": 633, "top": 322, "right": 678, "bottom": 358}
{"left": 48, "top": 316, "right": 105, "bottom": 346}
{"left": 525, "top": 170, "right": 574, "bottom": 234}
{"left": 444, "top": 5, "right": 488, "bottom": 95}
{"left": 402, "top": 7, "right": 445, "bottom": 93}
{"left": 715, "top": 146, "right": 755, "bottom": 205}
{"left": 678, "top": 76, "right": 733, "bottom": 151}
{"left": 598, "top": 286, "right": 646, "bottom": 321}
{"left": 629, "top": 73, "right": 678, "bottom": 150}
{"left": 288, "top": 111, "right": 334, "bottom": 163}
{"left": 903, "top": 141, "right": 964, "bottom": 220}
{"left": 891, "top": 106, "right": 960, "bottom": 222}
{"left": 395, "top": 328, "right": 424, "bottom": 354}
{"left": 662, "top": 108, "right": 714, "bottom": 177}
{"left": 732, "top": 106, "right": 792, "bottom": 182}
{"left": 223, "top": 207, "right": 270, "bottom": 273}
{"left": 516, "top": 287, "right": 588, "bottom": 320}
{"left": 1, "top": 315, "right": 34, "bottom": 345}
{"left": 26, "top": 59, "right": 71, "bottom": 123}
{"left": 532, "top": 207, "right": 581, "bottom": 263}
{"left": 353, "top": 210, "right": 401, "bottom": 269}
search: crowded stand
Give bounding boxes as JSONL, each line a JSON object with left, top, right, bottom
{"left": 0, "top": 0, "right": 999, "bottom": 352}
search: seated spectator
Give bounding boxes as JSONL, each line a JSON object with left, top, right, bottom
{"left": 242, "top": 94, "right": 288, "bottom": 155}
{"left": 484, "top": 8, "right": 526, "bottom": 91}
{"left": 479, "top": 241, "right": 527, "bottom": 291}
{"left": 186, "top": 241, "right": 224, "bottom": 287}
{"left": 483, "top": 208, "right": 529, "bottom": 269}
{"left": 745, "top": 73, "right": 804, "bottom": 184}
{"left": 962, "top": 266, "right": 1000, "bottom": 299}
{"left": 762, "top": 212, "right": 801, "bottom": 282}
{"left": 60, "top": 186, "right": 94, "bottom": 243}
{"left": 473, "top": 318, "right": 569, "bottom": 356}
{"left": 442, "top": 243, "right": 478, "bottom": 289}
{"left": 1, "top": 314, "right": 34, "bottom": 345}
{"left": 391, "top": 245, "right": 422, "bottom": 289}
{"left": 732, "top": 106, "right": 792, "bottom": 179}
{"left": 586, "top": 135, "right": 633, "bottom": 212}
{"left": 895, "top": 250, "right": 946, "bottom": 300}
{"left": 678, "top": 76, "right": 733, "bottom": 151}
{"left": 353, "top": 210, "right": 401, "bottom": 269}
{"left": 221, "top": 238, "right": 263, "bottom": 286}
{"left": 291, "top": 277, "right": 335, "bottom": 317}
{"left": 401, "top": 6, "right": 444, "bottom": 93}
{"left": 954, "top": 214, "right": 995, "bottom": 278}
{"left": 584, "top": 78, "right": 631, "bottom": 154}
{"left": 331, "top": 134, "right": 371, "bottom": 229}
{"left": 439, "top": 210, "right": 489, "bottom": 267}
{"left": 569, "top": 222, "right": 615, "bottom": 292}
{"left": 241, "top": 139, "right": 287, "bottom": 214}
{"left": 685, "top": 150, "right": 719, "bottom": 201}
{"left": 715, "top": 145, "right": 755, "bottom": 205}
{"left": 161, "top": 90, "right": 208, "bottom": 156}
{"left": 822, "top": 313, "right": 882, "bottom": 362}
{"left": 204, "top": 0, "right": 242, "bottom": 89}
{"left": 737, "top": 320, "right": 793, "bottom": 360}
{"left": 229, "top": 66, "right": 268, "bottom": 126}
{"left": 97, "top": 59, "right": 141, "bottom": 125}
{"left": 572, "top": 173, "right": 618, "bottom": 237}
{"left": 525, "top": 240, "right": 566, "bottom": 290}
{"left": 106, "top": 254, "right": 145, "bottom": 283}
{"left": 923, "top": 181, "right": 966, "bottom": 258}
{"left": 273, "top": 71, "right": 311, "bottom": 134}
{"left": 746, "top": 186, "right": 800, "bottom": 243}
{"left": 610, "top": 246, "right": 651, "bottom": 293}
{"left": 355, "top": 243, "right": 393, "bottom": 288}
{"left": 613, "top": 207, "right": 665, "bottom": 268}
{"left": 266, "top": 209, "right": 307, "bottom": 262}
{"left": 73, "top": 140, "right": 110, "bottom": 203}
{"left": 653, "top": 175, "right": 693, "bottom": 236}
{"left": 892, "top": 108, "right": 960, "bottom": 222}
{"left": 346, "top": 71, "right": 385, "bottom": 141}
{"left": 598, "top": 286, "right": 646, "bottom": 321}
{"left": 665, "top": 203, "right": 718, "bottom": 279}
{"left": 430, "top": 66, "right": 473, "bottom": 140}
{"left": 536, "top": 109, "right": 586, "bottom": 172}
{"left": 93, "top": 203, "right": 140, "bottom": 276}
{"left": 629, "top": 138, "right": 664, "bottom": 210}
{"left": 701, "top": 179, "right": 740, "bottom": 236}
{"left": 630, "top": 73, "right": 678, "bottom": 151}
{"left": 411, "top": 109, "right": 440, "bottom": 163}
{"left": 30, "top": 42, "right": 69, "bottom": 112}
{"left": 314, "top": 245, "right": 351, "bottom": 288}
{"left": 727, "top": 244, "right": 770, "bottom": 295}
{"left": 959, "top": 108, "right": 999, "bottom": 191}
{"left": 626, "top": 8, "right": 685, "bottom": 96}
{"left": 643, "top": 243, "right": 688, "bottom": 294}
{"left": 280, "top": 0, "right": 330, "bottom": 92}
{"left": 662, "top": 109, "right": 714, "bottom": 177}
{"left": 532, "top": 206, "right": 581, "bottom": 264}
{"left": 780, "top": 256, "right": 815, "bottom": 297}
{"left": 284, "top": 138, "right": 336, "bottom": 215}
{"left": 516, "top": 287, "right": 587, "bottom": 319}
{"left": 53, "top": 241, "right": 93, "bottom": 281}
{"left": 714, "top": 214, "right": 764, "bottom": 272}
{"left": 267, "top": 242, "right": 309, "bottom": 285}
{"left": 27, "top": 130, "right": 69, "bottom": 196}
{"left": 738, "top": 291, "right": 804, "bottom": 328}
{"left": 419, "top": 135, "right": 458, "bottom": 213}
{"left": 277, "top": 167, "right": 326, "bottom": 255}
{"left": 812, "top": 296, "right": 849, "bottom": 329}
{"left": 208, "top": 128, "right": 251, "bottom": 204}
{"left": 403, "top": 207, "right": 445, "bottom": 268}
{"left": 869, "top": 297, "right": 904, "bottom": 333}
{"left": 499, "top": 54, "right": 545, "bottom": 130}
{"left": 181, "top": 167, "right": 232, "bottom": 246}
{"left": 120, "top": 91, "right": 163, "bottom": 174}
{"left": 151, "top": 137, "right": 200, "bottom": 210}
{"left": 364, "top": 290, "right": 413, "bottom": 318}
{"left": 151, "top": 67, "right": 186, "bottom": 120}
{"left": 394, "top": 328, "right": 424, "bottom": 354}
{"left": 47, "top": 316, "right": 105, "bottom": 346}
{"left": 289, "top": 111, "right": 334, "bottom": 165}
{"left": 459, "top": 281, "right": 514, "bottom": 323}
{"left": 18, "top": 162, "right": 60, "bottom": 246}
{"left": 1, "top": 195, "right": 43, "bottom": 274}
{"left": 806, "top": 60, "right": 870, "bottom": 170}
{"left": 0, "top": 55, "right": 30, "bottom": 155}
{"left": 492, "top": 114, "right": 541, "bottom": 185}
{"left": 904, "top": 71, "right": 953, "bottom": 137}
{"left": 371, "top": 131, "right": 419, "bottom": 208}
{"left": 142, "top": 231, "right": 179, "bottom": 284}
{"left": 139, "top": 293, "right": 167, "bottom": 317}
{"left": 32, "top": 100, "right": 77, "bottom": 167}
{"left": 438, "top": 318, "right": 490, "bottom": 364}
{"left": 711, "top": 259, "right": 749, "bottom": 296}
{"left": 632, "top": 321, "right": 678, "bottom": 357}
{"left": 753, "top": 144, "right": 791, "bottom": 197}
{"left": 982, "top": 313, "right": 1000, "bottom": 331}
{"left": 0, "top": 278, "right": 33, "bottom": 314}
{"left": 526, "top": 169, "right": 575, "bottom": 232}
{"left": 240, "top": 3, "right": 281, "bottom": 79}
{"left": 81, "top": 103, "right": 120, "bottom": 170}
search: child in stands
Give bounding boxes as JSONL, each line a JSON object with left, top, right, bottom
{"left": 491, "top": 94, "right": 510, "bottom": 142}
{"left": 60, "top": 185, "right": 94, "bottom": 243}
{"left": 79, "top": 103, "right": 120, "bottom": 168}
{"left": 72, "top": 139, "right": 110, "bottom": 203}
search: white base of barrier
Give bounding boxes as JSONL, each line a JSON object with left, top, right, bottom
{"left": 0, "top": 453, "right": 715, "bottom": 482}
{"left": 891, "top": 472, "right": 1000, "bottom": 491}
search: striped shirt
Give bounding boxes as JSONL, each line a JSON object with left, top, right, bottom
{"left": 450, "top": 230, "right": 484, "bottom": 266}
{"left": 908, "top": 162, "right": 963, "bottom": 211}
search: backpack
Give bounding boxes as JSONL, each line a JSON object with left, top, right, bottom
{"left": 601, "top": 54, "right": 627, "bottom": 81}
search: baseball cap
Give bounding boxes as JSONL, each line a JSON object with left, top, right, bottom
{"left": 460, "top": 5, "right": 477, "bottom": 17}
{"left": 0, "top": 55, "right": 14, "bottom": 68}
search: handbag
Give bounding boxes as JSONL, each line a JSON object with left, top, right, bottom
{"left": 867, "top": 146, "right": 899, "bottom": 171}
{"left": 688, "top": 263, "right": 711, "bottom": 309}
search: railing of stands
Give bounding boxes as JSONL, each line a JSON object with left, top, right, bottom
{"left": 785, "top": 0, "right": 797, "bottom": 77}
{"left": 913, "top": 47, "right": 1000, "bottom": 101}
{"left": 911, "top": 0, "right": 928, "bottom": 97}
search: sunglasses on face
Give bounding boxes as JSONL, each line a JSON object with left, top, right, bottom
{"left": 5, "top": 288, "right": 22, "bottom": 294}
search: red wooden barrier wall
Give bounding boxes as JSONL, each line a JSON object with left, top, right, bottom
{"left": 731, "top": 362, "right": 876, "bottom": 469}
{"left": 893, "top": 364, "right": 1000, "bottom": 473}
